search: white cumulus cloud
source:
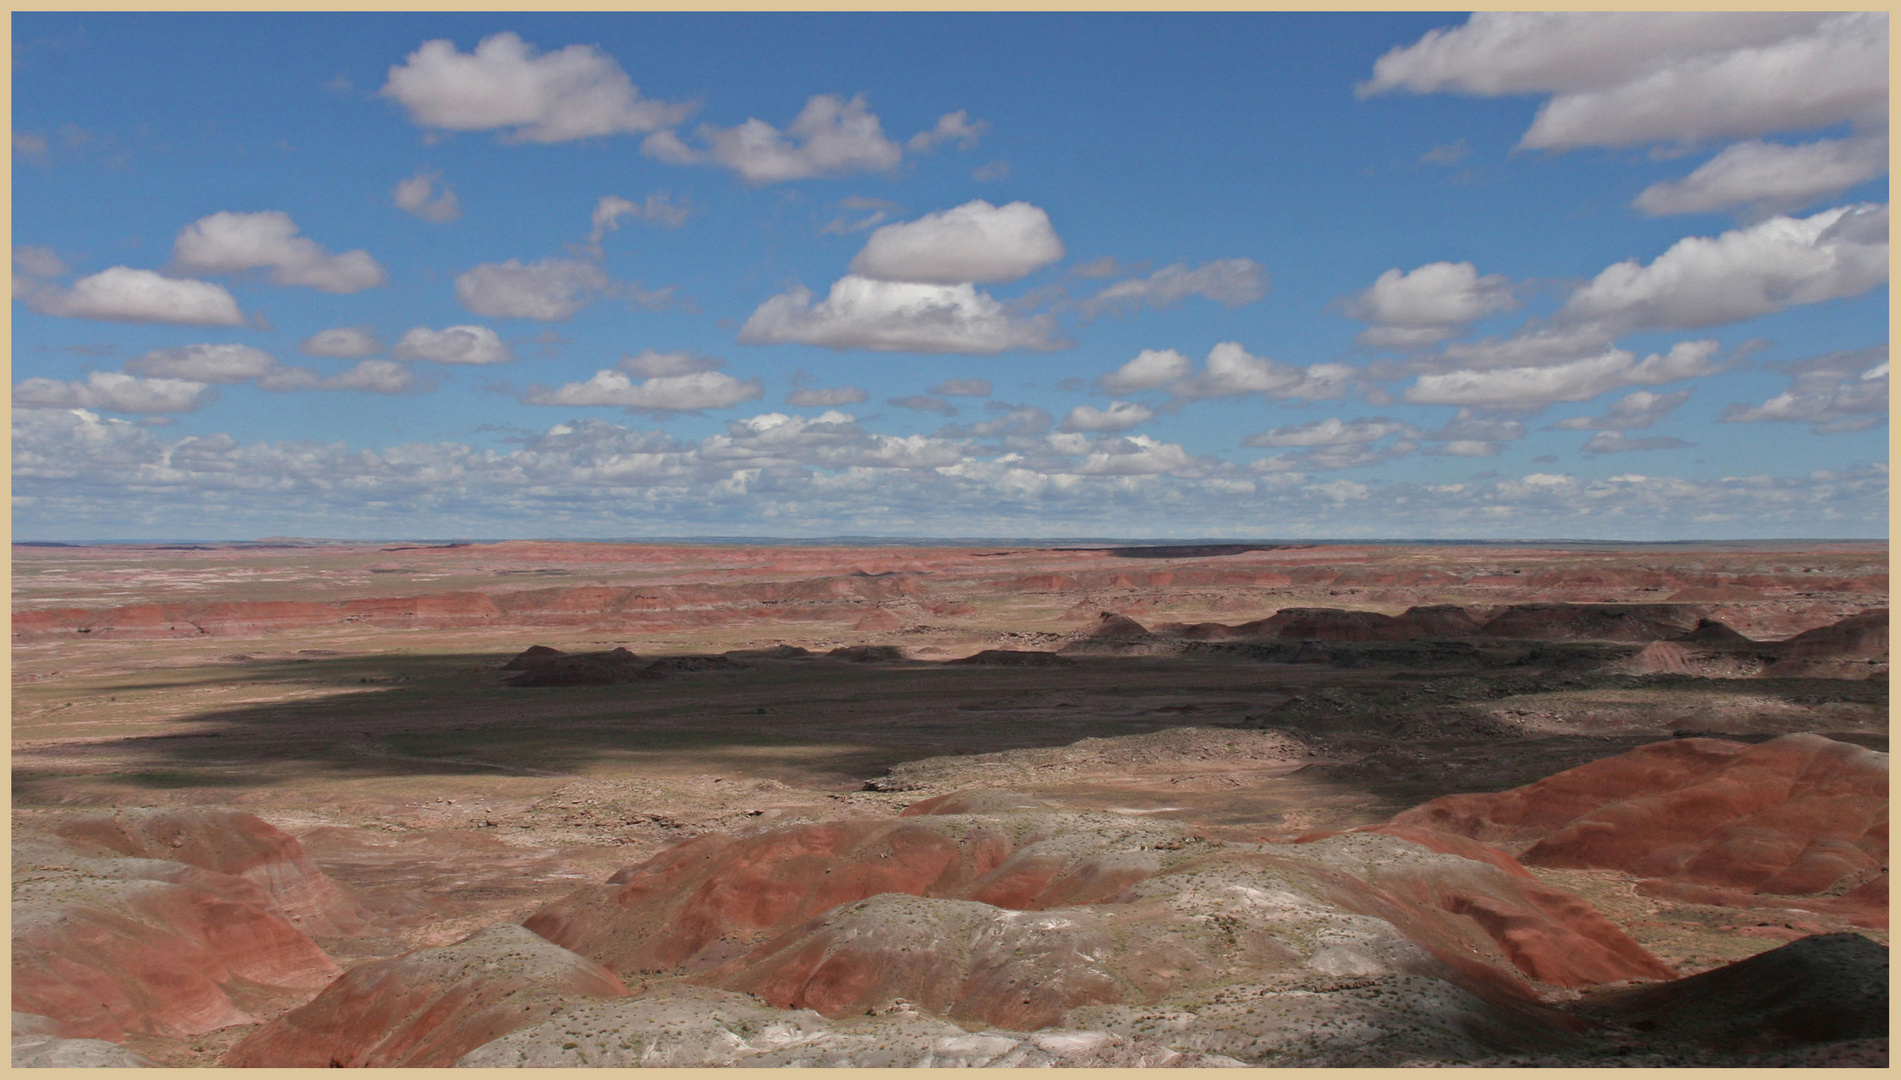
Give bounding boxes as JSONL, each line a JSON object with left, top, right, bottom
{"left": 1082, "top": 259, "right": 1268, "bottom": 314}
{"left": 1721, "top": 347, "right": 1889, "bottom": 433}
{"left": 930, "top": 378, "right": 992, "bottom": 397}
{"left": 1362, "top": 13, "right": 1885, "bottom": 150}
{"left": 24, "top": 267, "right": 244, "bottom": 326}
{"left": 1059, "top": 401, "right": 1154, "bottom": 433}
{"left": 1169, "top": 342, "right": 1354, "bottom": 401}
{"left": 1405, "top": 341, "right": 1720, "bottom": 408}
{"left": 617, "top": 349, "right": 720, "bottom": 378}
{"left": 14, "top": 372, "right": 214, "bottom": 414}
{"left": 1440, "top": 324, "right": 1621, "bottom": 371}
{"left": 1243, "top": 416, "right": 1414, "bottom": 448}
{"left": 124, "top": 343, "right": 278, "bottom": 383}
{"left": 13, "top": 245, "right": 68, "bottom": 279}
{"left": 393, "top": 324, "right": 515, "bottom": 365}
{"left": 1635, "top": 136, "right": 1889, "bottom": 218}
{"left": 907, "top": 110, "right": 989, "bottom": 153}
{"left": 300, "top": 327, "right": 382, "bottom": 359}
{"left": 1073, "top": 434, "right": 1201, "bottom": 477}
{"left": 454, "top": 258, "right": 609, "bottom": 320}
{"left": 170, "top": 211, "right": 386, "bottom": 293}
{"left": 738, "top": 275, "right": 1065, "bottom": 354}
{"left": 786, "top": 385, "right": 868, "bottom": 407}
{"left": 394, "top": 171, "right": 462, "bottom": 222}
{"left": 524, "top": 369, "right": 763, "bottom": 413}
{"left": 644, "top": 93, "right": 902, "bottom": 184}
{"left": 1581, "top": 432, "right": 1692, "bottom": 454}
{"left": 849, "top": 200, "right": 1064, "bottom": 285}
{"left": 380, "top": 32, "right": 691, "bottom": 143}
{"left": 589, "top": 193, "right": 690, "bottom": 242}
{"left": 258, "top": 359, "right": 422, "bottom": 395}
{"left": 1345, "top": 261, "right": 1516, "bottom": 348}
{"left": 1098, "top": 349, "right": 1194, "bottom": 394}
{"left": 888, "top": 394, "right": 956, "bottom": 416}
{"left": 1550, "top": 389, "right": 1693, "bottom": 430}
{"left": 1558, "top": 204, "right": 1888, "bottom": 331}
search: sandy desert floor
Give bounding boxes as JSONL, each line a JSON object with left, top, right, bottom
{"left": 11, "top": 539, "right": 1889, "bottom": 1067}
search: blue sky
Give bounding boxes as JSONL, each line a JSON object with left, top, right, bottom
{"left": 12, "top": 13, "right": 1888, "bottom": 541}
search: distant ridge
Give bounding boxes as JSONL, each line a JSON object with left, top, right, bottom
{"left": 11, "top": 535, "right": 1887, "bottom": 550}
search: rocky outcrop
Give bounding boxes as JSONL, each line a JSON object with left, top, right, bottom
{"left": 454, "top": 986, "right": 1231, "bottom": 1068}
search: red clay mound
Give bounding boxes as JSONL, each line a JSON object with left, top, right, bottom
{"left": 1390, "top": 734, "right": 1888, "bottom": 905}
{"left": 522, "top": 820, "right": 1016, "bottom": 976}
{"left": 704, "top": 829, "right": 1670, "bottom": 1033}
{"left": 222, "top": 923, "right": 628, "bottom": 1068}
{"left": 854, "top": 608, "right": 903, "bottom": 632}
{"left": 12, "top": 848, "right": 341, "bottom": 1041}
{"left": 523, "top": 814, "right": 1186, "bottom": 978}
{"left": 54, "top": 807, "right": 367, "bottom": 938}
{"left": 1478, "top": 603, "right": 1704, "bottom": 642}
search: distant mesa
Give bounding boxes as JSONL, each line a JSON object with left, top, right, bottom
{"left": 1476, "top": 603, "right": 1704, "bottom": 642}
{"left": 726, "top": 644, "right": 813, "bottom": 660}
{"left": 504, "top": 645, "right": 655, "bottom": 687}
{"left": 503, "top": 645, "right": 751, "bottom": 684}
{"left": 828, "top": 645, "right": 907, "bottom": 662}
{"left": 501, "top": 644, "right": 566, "bottom": 670}
{"left": 1079, "top": 543, "right": 1306, "bottom": 559}
{"left": 948, "top": 649, "right": 1073, "bottom": 667}
{"left": 644, "top": 654, "right": 746, "bottom": 675}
